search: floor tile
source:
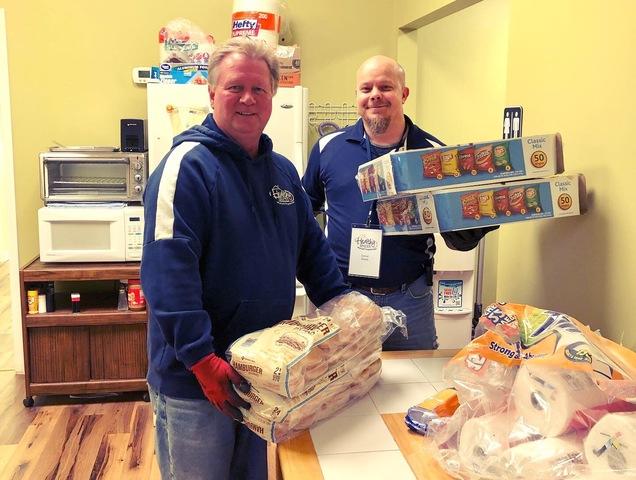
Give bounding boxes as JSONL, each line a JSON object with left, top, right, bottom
{"left": 411, "top": 357, "right": 450, "bottom": 382}
{"left": 318, "top": 450, "right": 416, "bottom": 480}
{"left": 377, "top": 359, "right": 428, "bottom": 384}
{"left": 431, "top": 381, "right": 452, "bottom": 391}
{"left": 334, "top": 393, "right": 378, "bottom": 417}
{"left": 310, "top": 413, "right": 398, "bottom": 455}
{"left": 369, "top": 382, "right": 437, "bottom": 414}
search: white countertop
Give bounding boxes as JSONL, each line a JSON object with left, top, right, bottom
{"left": 308, "top": 356, "right": 451, "bottom": 480}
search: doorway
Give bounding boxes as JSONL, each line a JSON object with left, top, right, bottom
{"left": 0, "top": 8, "right": 21, "bottom": 373}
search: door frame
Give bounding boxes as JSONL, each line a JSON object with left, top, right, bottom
{"left": 1, "top": 8, "right": 25, "bottom": 373}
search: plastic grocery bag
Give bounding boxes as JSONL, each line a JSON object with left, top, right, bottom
{"left": 423, "top": 302, "right": 636, "bottom": 479}
{"left": 158, "top": 18, "right": 215, "bottom": 64}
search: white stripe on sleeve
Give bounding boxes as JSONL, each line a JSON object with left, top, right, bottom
{"left": 318, "top": 131, "right": 345, "bottom": 153}
{"left": 154, "top": 141, "right": 199, "bottom": 240}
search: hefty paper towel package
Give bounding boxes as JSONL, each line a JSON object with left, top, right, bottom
{"left": 376, "top": 174, "right": 586, "bottom": 235}
{"left": 357, "top": 133, "right": 564, "bottom": 201}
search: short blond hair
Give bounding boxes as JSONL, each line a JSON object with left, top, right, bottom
{"left": 208, "top": 36, "right": 280, "bottom": 93}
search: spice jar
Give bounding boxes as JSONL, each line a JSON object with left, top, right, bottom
{"left": 127, "top": 279, "right": 146, "bottom": 311}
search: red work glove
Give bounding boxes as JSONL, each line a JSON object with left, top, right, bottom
{"left": 190, "top": 353, "right": 251, "bottom": 421}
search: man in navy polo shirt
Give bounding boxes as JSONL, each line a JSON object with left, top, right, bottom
{"left": 303, "top": 55, "right": 495, "bottom": 351}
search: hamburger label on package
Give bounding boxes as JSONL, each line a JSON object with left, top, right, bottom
{"left": 357, "top": 133, "right": 564, "bottom": 201}
{"left": 377, "top": 173, "right": 587, "bottom": 235}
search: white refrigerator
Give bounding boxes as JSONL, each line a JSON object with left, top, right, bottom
{"left": 146, "top": 83, "right": 309, "bottom": 176}
{"left": 145, "top": 83, "right": 310, "bottom": 315}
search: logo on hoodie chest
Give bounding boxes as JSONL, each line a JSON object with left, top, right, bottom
{"left": 270, "top": 185, "right": 295, "bottom": 205}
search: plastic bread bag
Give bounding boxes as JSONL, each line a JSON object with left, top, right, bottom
{"left": 226, "top": 314, "right": 342, "bottom": 397}
{"left": 226, "top": 291, "right": 404, "bottom": 398}
{"left": 314, "top": 290, "right": 407, "bottom": 344}
{"left": 158, "top": 18, "right": 215, "bottom": 64}
{"left": 238, "top": 341, "right": 382, "bottom": 443}
{"left": 426, "top": 302, "right": 636, "bottom": 480}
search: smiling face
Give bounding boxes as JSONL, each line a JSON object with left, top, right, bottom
{"left": 356, "top": 56, "right": 409, "bottom": 141}
{"left": 209, "top": 53, "right": 273, "bottom": 157}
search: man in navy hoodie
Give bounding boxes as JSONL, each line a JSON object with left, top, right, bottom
{"left": 141, "top": 37, "right": 348, "bottom": 480}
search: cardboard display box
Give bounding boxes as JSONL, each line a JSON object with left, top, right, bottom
{"left": 358, "top": 133, "right": 564, "bottom": 201}
{"left": 275, "top": 45, "right": 301, "bottom": 87}
{"left": 376, "top": 174, "right": 586, "bottom": 235}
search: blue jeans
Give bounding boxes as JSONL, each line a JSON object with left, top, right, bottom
{"left": 149, "top": 387, "right": 266, "bottom": 480}
{"left": 354, "top": 274, "right": 438, "bottom": 350}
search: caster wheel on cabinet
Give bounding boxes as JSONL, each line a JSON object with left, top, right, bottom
{"left": 23, "top": 396, "right": 34, "bottom": 407}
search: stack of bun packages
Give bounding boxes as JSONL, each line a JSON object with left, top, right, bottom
{"left": 226, "top": 291, "right": 405, "bottom": 442}
{"left": 428, "top": 302, "right": 636, "bottom": 479}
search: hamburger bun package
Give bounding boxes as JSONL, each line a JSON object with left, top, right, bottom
{"left": 226, "top": 291, "right": 405, "bottom": 397}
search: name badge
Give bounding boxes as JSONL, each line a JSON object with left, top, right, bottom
{"left": 348, "top": 225, "right": 383, "bottom": 278}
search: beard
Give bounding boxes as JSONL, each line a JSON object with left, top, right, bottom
{"left": 363, "top": 115, "right": 391, "bottom": 136}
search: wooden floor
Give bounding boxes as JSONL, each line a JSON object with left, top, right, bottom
{"left": 0, "top": 373, "right": 160, "bottom": 480}
{"left": 0, "top": 261, "right": 160, "bottom": 479}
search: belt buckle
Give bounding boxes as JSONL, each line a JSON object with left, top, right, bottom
{"left": 370, "top": 287, "right": 387, "bottom": 295}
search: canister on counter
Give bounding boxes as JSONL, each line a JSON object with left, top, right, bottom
{"left": 127, "top": 279, "right": 146, "bottom": 311}
{"left": 71, "top": 292, "right": 81, "bottom": 313}
{"left": 117, "top": 281, "right": 128, "bottom": 311}
{"left": 38, "top": 292, "right": 47, "bottom": 313}
{"left": 27, "top": 288, "right": 39, "bottom": 314}
{"left": 45, "top": 282, "right": 56, "bottom": 312}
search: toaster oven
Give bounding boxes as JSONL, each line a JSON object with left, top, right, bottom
{"left": 39, "top": 150, "right": 148, "bottom": 203}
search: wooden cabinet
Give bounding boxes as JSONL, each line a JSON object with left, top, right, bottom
{"left": 19, "top": 258, "right": 148, "bottom": 406}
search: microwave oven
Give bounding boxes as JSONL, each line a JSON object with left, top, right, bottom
{"left": 38, "top": 205, "right": 144, "bottom": 262}
{"left": 39, "top": 150, "right": 148, "bottom": 203}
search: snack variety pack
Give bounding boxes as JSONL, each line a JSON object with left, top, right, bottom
{"left": 410, "top": 302, "right": 636, "bottom": 479}
{"left": 376, "top": 174, "right": 587, "bottom": 234}
{"left": 225, "top": 291, "right": 406, "bottom": 443}
{"left": 357, "top": 134, "right": 563, "bottom": 201}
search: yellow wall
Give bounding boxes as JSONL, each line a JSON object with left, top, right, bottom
{"left": 3, "top": 0, "right": 396, "bottom": 267}
{"left": 500, "top": 0, "right": 636, "bottom": 348}
{"left": 9, "top": 0, "right": 632, "bottom": 349}
{"left": 397, "top": 0, "right": 510, "bottom": 308}
{"left": 398, "top": 0, "right": 636, "bottom": 348}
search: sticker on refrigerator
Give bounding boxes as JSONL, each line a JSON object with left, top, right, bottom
{"left": 437, "top": 280, "right": 463, "bottom": 309}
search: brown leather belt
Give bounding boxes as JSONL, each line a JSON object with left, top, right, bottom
{"left": 353, "top": 284, "right": 401, "bottom": 295}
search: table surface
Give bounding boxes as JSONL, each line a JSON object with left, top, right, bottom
{"left": 275, "top": 349, "right": 459, "bottom": 480}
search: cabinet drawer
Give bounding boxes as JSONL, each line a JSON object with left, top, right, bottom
{"left": 90, "top": 324, "right": 147, "bottom": 380}
{"left": 29, "top": 327, "right": 91, "bottom": 383}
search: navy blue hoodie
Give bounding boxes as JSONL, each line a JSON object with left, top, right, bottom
{"left": 141, "top": 115, "right": 348, "bottom": 399}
